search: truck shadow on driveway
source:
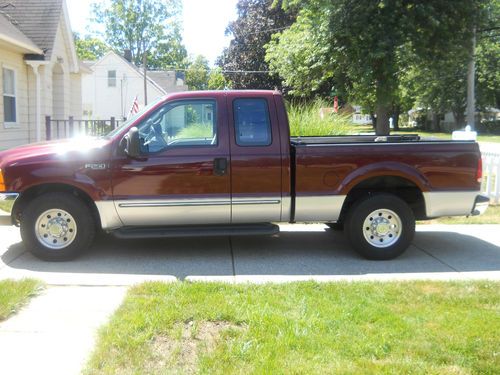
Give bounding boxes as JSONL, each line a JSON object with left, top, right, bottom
{"left": 2, "top": 226, "right": 500, "bottom": 282}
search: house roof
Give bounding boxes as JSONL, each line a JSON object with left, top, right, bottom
{"left": 1, "top": 0, "right": 63, "bottom": 59}
{"left": 0, "top": 13, "right": 42, "bottom": 54}
{"left": 147, "top": 71, "right": 177, "bottom": 92}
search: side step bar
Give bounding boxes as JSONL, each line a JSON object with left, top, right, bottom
{"left": 111, "top": 223, "right": 280, "bottom": 239}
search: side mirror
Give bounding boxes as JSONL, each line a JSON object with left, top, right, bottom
{"left": 124, "top": 127, "right": 141, "bottom": 158}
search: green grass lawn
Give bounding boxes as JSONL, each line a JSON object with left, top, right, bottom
{"left": 0, "top": 279, "right": 43, "bottom": 321}
{"left": 86, "top": 281, "right": 500, "bottom": 374}
{"left": 347, "top": 125, "right": 500, "bottom": 143}
{"left": 418, "top": 205, "right": 500, "bottom": 225}
{"left": 395, "top": 128, "right": 500, "bottom": 143}
{"left": 0, "top": 200, "right": 12, "bottom": 212}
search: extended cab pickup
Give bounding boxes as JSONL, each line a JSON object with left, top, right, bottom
{"left": 0, "top": 90, "right": 489, "bottom": 261}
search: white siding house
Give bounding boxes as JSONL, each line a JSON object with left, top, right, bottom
{"left": 82, "top": 51, "right": 188, "bottom": 120}
{"left": 0, "top": 0, "right": 85, "bottom": 150}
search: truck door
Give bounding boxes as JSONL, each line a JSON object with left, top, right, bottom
{"left": 111, "top": 97, "right": 231, "bottom": 226}
{"left": 228, "top": 94, "right": 283, "bottom": 223}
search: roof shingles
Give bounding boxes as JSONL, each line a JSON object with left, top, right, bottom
{"left": 1, "top": 0, "right": 63, "bottom": 59}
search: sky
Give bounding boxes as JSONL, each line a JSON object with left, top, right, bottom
{"left": 66, "top": 0, "right": 238, "bottom": 65}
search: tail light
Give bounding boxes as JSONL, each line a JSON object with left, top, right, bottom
{"left": 476, "top": 157, "right": 483, "bottom": 184}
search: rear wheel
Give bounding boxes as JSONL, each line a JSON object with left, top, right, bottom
{"left": 344, "top": 194, "right": 415, "bottom": 260}
{"left": 20, "top": 193, "right": 96, "bottom": 261}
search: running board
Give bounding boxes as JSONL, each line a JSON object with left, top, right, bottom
{"left": 111, "top": 223, "right": 280, "bottom": 239}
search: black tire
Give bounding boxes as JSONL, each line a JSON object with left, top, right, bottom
{"left": 344, "top": 193, "right": 415, "bottom": 260}
{"left": 326, "top": 222, "right": 344, "bottom": 231}
{"left": 20, "top": 192, "right": 96, "bottom": 261}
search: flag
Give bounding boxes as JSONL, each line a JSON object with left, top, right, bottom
{"left": 333, "top": 96, "right": 339, "bottom": 113}
{"left": 128, "top": 95, "right": 139, "bottom": 118}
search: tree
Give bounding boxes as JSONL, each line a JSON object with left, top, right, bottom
{"left": 208, "top": 68, "right": 229, "bottom": 90}
{"left": 92, "top": 0, "right": 185, "bottom": 68}
{"left": 147, "top": 26, "right": 188, "bottom": 70}
{"left": 475, "top": 0, "right": 500, "bottom": 110}
{"left": 406, "top": 0, "right": 499, "bottom": 130}
{"left": 185, "top": 55, "right": 210, "bottom": 90}
{"left": 74, "top": 33, "right": 109, "bottom": 61}
{"left": 476, "top": 35, "right": 500, "bottom": 110}
{"left": 217, "top": 0, "right": 296, "bottom": 90}
{"left": 267, "top": 0, "right": 485, "bottom": 135}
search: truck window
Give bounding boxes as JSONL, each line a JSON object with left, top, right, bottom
{"left": 137, "top": 100, "right": 217, "bottom": 153}
{"left": 233, "top": 98, "right": 272, "bottom": 146}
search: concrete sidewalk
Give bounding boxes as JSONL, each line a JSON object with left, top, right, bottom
{"left": 0, "top": 286, "right": 126, "bottom": 375}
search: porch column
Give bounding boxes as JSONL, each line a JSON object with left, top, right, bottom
{"left": 25, "top": 60, "right": 49, "bottom": 142}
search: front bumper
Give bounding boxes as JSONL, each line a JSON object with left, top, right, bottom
{"left": 0, "top": 193, "right": 19, "bottom": 225}
{"left": 471, "top": 194, "right": 490, "bottom": 216}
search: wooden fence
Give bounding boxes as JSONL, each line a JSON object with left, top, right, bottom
{"left": 45, "top": 116, "right": 121, "bottom": 140}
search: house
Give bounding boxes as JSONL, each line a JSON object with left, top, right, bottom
{"left": 82, "top": 51, "right": 188, "bottom": 120}
{"left": 351, "top": 105, "right": 372, "bottom": 125}
{"left": 0, "top": 0, "right": 85, "bottom": 150}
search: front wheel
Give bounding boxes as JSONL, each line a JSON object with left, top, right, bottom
{"left": 20, "top": 193, "right": 96, "bottom": 261}
{"left": 344, "top": 194, "right": 415, "bottom": 260}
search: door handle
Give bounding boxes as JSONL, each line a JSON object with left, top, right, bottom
{"left": 213, "top": 158, "right": 228, "bottom": 176}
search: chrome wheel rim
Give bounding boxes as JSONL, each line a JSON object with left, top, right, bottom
{"left": 362, "top": 208, "right": 402, "bottom": 248}
{"left": 35, "top": 209, "right": 77, "bottom": 250}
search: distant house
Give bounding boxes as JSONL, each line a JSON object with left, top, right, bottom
{"left": 82, "top": 51, "right": 188, "bottom": 120}
{"left": 0, "top": 0, "right": 85, "bottom": 150}
{"left": 351, "top": 106, "right": 372, "bottom": 125}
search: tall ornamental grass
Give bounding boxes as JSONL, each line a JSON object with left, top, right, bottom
{"left": 287, "top": 100, "right": 354, "bottom": 136}
{"left": 177, "top": 123, "right": 214, "bottom": 139}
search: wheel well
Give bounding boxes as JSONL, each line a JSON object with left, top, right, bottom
{"left": 339, "top": 176, "right": 426, "bottom": 222}
{"left": 13, "top": 184, "right": 101, "bottom": 228}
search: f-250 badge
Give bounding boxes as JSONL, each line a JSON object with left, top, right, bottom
{"left": 84, "top": 163, "right": 107, "bottom": 170}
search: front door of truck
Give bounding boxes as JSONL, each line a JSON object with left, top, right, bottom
{"left": 111, "top": 97, "right": 231, "bottom": 226}
{"left": 227, "top": 94, "right": 283, "bottom": 223}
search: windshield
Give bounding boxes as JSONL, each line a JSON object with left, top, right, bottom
{"left": 104, "top": 96, "right": 165, "bottom": 138}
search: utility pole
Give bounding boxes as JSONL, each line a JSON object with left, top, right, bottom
{"left": 143, "top": 47, "right": 148, "bottom": 106}
{"left": 466, "top": 27, "right": 476, "bottom": 130}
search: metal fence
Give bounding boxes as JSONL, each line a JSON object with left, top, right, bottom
{"left": 482, "top": 151, "right": 500, "bottom": 204}
{"left": 45, "top": 116, "right": 121, "bottom": 140}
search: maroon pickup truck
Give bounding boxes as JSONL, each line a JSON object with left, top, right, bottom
{"left": 0, "top": 90, "right": 489, "bottom": 261}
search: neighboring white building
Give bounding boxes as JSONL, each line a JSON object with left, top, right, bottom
{"left": 351, "top": 106, "right": 372, "bottom": 125}
{"left": 82, "top": 51, "right": 188, "bottom": 120}
{"left": 0, "top": 0, "right": 85, "bottom": 150}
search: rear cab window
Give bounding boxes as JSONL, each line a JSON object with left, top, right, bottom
{"left": 233, "top": 98, "right": 272, "bottom": 146}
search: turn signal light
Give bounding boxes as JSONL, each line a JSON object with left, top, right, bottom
{"left": 476, "top": 157, "right": 483, "bottom": 184}
{"left": 0, "top": 169, "right": 5, "bottom": 192}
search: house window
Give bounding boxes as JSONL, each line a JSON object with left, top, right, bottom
{"left": 108, "top": 70, "right": 116, "bottom": 87}
{"left": 2, "top": 68, "right": 17, "bottom": 124}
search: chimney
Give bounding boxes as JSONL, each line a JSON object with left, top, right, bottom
{"left": 124, "top": 49, "right": 132, "bottom": 63}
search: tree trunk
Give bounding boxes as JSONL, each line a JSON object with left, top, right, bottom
{"left": 370, "top": 113, "right": 377, "bottom": 130}
{"left": 375, "top": 104, "right": 390, "bottom": 135}
{"left": 453, "top": 109, "right": 466, "bottom": 130}
{"left": 431, "top": 112, "right": 440, "bottom": 132}
{"left": 392, "top": 106, "right": 400, "bottom": 131}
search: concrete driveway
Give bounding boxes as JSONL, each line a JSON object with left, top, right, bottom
{"left": 1, "top": 224, "right": 500, "bottom": 284}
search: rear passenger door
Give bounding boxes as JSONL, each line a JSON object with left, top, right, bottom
{"left": 228, "top": 95, "right": 283, "bottom": 223}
